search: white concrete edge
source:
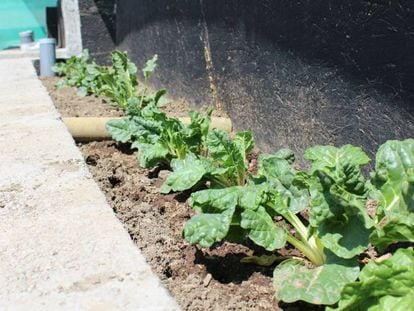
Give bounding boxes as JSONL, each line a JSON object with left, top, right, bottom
{"left": 60, "top": 0, "right": 83, "bottom": 57}
{"left": 0, "top": 58, "right": 181, "bottom": 310}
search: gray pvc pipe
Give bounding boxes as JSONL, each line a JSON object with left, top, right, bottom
{"left": 39, "top": 38, "right": 56, "bottom": 77}
{"left": 19, "top": 31, "right": 34, "bottom": 44}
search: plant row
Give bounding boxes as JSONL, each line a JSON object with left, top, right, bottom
{"left": 55, "top": 50, "right": 414, "bottom": 310}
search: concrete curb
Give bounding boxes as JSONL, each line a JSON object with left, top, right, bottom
{"left": 0, "top": 58, "right": 180, "bottom": 310}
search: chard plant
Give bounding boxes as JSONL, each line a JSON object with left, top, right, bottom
{"left": 53, "top": 49, "right": 106, "bottom": 97}
{"left": 107, "top": 103, "right": 213, "bottom": 168}
{"left": 100, "top": 52, "right": 167, "bottom": 111}
{"left": 99, "top": 50, "right": 139, "bottom": 109}
{"left": 182, "top": 139, "right": 414, "bottom": 308}
{"left": 160, "top": 128, "right": 254, "bottom": 193}
{"left": 136, "top": 55, "right": 169, "bottom": 109}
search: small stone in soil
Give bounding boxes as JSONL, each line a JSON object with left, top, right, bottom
{"left": 203, "top": 273, "right": 212, "bottom": 287}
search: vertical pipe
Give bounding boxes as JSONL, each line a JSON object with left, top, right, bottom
{"left": 19, "top": 31, "right": 34, "bottom": 50}
{"left": 39, "top": 38, "right": 56, "bottom": 77}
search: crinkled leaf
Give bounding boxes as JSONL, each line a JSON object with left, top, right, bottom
{"left": 184, "top": 188, "right": 237, "bottom": 247}
{"left": 309, "top": 180, "right": 372, "bottom": 258}
{"left": 233, "top": 131, "right": 254, "bottom": 162}
{"left": 106, "top": 118, "right": 135, "bottom": 143}
{"left": 190, "top": 187, "right": 239, "bottom": 214}
{"left": 305, "top": 145, "right": 372, "bottom": 258}
{"left": 207, "top": 129, "right": 253, "bottom": 185}
{"left": 258, "top": 153, "right": 295, "bottom": 186}
{"left": 370, "top": 214, "right": 414, "bottom": 250}
{"left": 274, "top": 255, "right": 359, "bottom": 305}
{"left": 136, "top": 142, "right": 169, "bottom": 168}
{"left": 317, "top": 215, "right": 370, "bottom": 259}
{"left": 126, "top": 97, "right": 141, "bottom": 116}
{"left": 183, "top": 209, "right": 235, "bottom": 248}
{"left": 333, "top": 248, "right": 414, "bottom": 310}
{"left": 188, "top": 108, "right": 212, "bottom": 151}
{"left": 305, "top": 145, "right": 370, "bottom": 174}
{"left": 112, "top": 50, "right": 137, "bottom": 77}
{"left": 372, "top": 295, "right": 414, "bottom": 311}
{"left": 258, "top": 151, "right": 309, "bottom": 214}
{"left": 241, "top": 206, "right": 286, "bottom": 251}
{"left": 370, "top": 139, "right": 414, "bottom": 249}
{"left": 160, "top": 153, "right": 208, "bottom": 193}
{"left": 207, "top": 129, "right": 231, "bottom": 159}
{"left": 238, "top": 183, "right": 268, "bottom": 210}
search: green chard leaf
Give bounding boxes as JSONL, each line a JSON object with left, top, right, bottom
{"left": 106, "top": 118, "right": 136, "bottom": 143}
{"left": 160, "top": 153, "right": 208, "bottom": 194}
{"left": 305, "top": 144, "right": 370, "bottom": 174}
{"left": 274, "top": 253, "right": 359, "bottom": 305}
{"left": 304, "top": 145, "right": 373, "bottom": 259}
{"left": 190, "top": 187, "right": 240, "bottom": 214}
{"left": 76, "top": 86, "right": 88, "bottom": 97}
{"left": 143, "top": 54, "right": 158, "bottom": 80}
{"left": 135, "top": 141, "right": 170, "bottom": 168}
{"left": 183, "top": 209, "right": 235, "bottom": 248}
{"left": 185, "top": 185, "right": 288, "bottom": 251}
{"left": 241, "top": 206, "right": 286, "bottom": 250}
{"left": 332, "top": 248, "right": 414, "bottom": 311}
{"left": 183, "top": 187, "right": 240, "bottom": 247}
{"left": 369, "top": 139, "right": 414, "bottom": 250}
{"left": 258, "top": 150, "right": 309, "bottom": 214}
{"left": 207, "top": 129, "right": 253, "bottom": 186}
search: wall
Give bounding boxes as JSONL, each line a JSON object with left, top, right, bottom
{"left": 78, "top": 0, "right": 116, "bottom": 64}
{"left": 117, "top": 0, "right": 414, "bottom": 158}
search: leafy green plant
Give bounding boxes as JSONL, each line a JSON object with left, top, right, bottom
{"left": 107, "top": 104, "right": 213, "bottom": 168}
{"left": 99, "top": 50, "right": 139, "bottom": 109}
{"left": 100, "top": 52, "right": 166, "bottom": 110}
{"left": 54, "top": 50, "right": 164, "bottom": 111}
{"left": 136, "top": 55, "right": 168, "bottom": 109}
{"left": 303, "top": 145, "right": 373, "bottom": 259}
{"left": 330, "top": 248, "right": 414, "bottom": 310}
{"left": 53, "top": 49, "right": 106, "bottom": 97}
{"left": 182, "top": 140, "right": 414, "bottom": 308}
{"left": 369, "top": 139, "right": 414, "bottom": 250}
{"left": 160, "top": 128, "right": 254, "bottom": 193}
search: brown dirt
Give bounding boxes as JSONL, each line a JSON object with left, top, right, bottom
{"left": 41, "top": 77, "right": 227, "bottom": 118}
{"left": 79, "top": 141, "right": 279, "bottom": 310}
{"left": 41, "top": 77, "right": 124, "bottom": 117}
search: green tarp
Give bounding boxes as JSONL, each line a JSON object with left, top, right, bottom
{"left": 0, "top": 0, "right": 57, "bottom": 50}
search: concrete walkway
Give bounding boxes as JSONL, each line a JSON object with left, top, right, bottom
{"left": 0, "top": 58, "right": 180, "bottom": 310}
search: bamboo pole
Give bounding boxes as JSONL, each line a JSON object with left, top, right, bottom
{"left": 62, "top": 117, "right": 232, "bottom": 142}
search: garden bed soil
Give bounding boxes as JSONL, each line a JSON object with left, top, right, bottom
{"left": 41, "top": 77, "right": 124, "bottom": 117}
{"left": 43, "top": 81, "right": 320, "bottom": 310}
{"left": 80, "top": 141, "right": 280, "bottom": 310}
{"left": 41, "top": 77, "right": 228, "bottom": 118}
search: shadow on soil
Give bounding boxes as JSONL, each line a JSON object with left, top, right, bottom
{"left": 194, "top": 249, "right": 273, "bottom": 284}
